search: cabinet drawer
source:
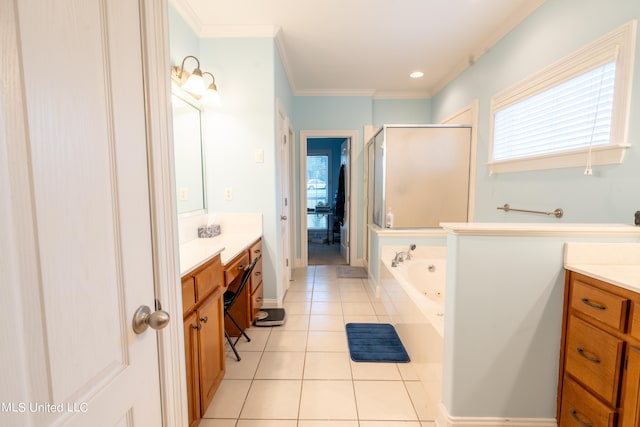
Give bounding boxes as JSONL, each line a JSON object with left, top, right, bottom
{"left": 195, "top": 256, "right": 223, "bottom": 303}
{"left": 565, "top": 315, "right": 623, "bottom": 406}
{"left": 182, "top": 276, "right": 196, "bottom": 314}
{"left": 251, "top": 281, "right": 263, "bottom": 320}
{"left": 250, "top": 239, "right": 262, "bottom": 261}
{"left": 571, "top": 279, "right": 627, "bottom": 331}
{"left": 628, "top": 301, "right": 640, "bottom": 341}
{"left": 251, "top": 258, "right": 263, "bottom": 293}
{"left": 560, "top": 376, "right": 616, "bottom": 427}
{"left": 225, "top": 252, "right": 250, "bottom": 286}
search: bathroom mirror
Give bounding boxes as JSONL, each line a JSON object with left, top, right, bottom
{"left": 171, "top": 90, "right": 207, "bottom": 215}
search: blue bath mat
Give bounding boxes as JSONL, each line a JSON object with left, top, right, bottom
{"left": 345, "top": 323, "right": 410, "bottom": 363}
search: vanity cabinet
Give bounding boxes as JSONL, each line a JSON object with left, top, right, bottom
{"left": 249, "top": 238, "right": 264, "bottom": 320}
{"left": 224, "top": 251, "right": 250, "bottom": 336}
{"left": 224, "top": 238, "right": 264, "bottom": 336}
{"left": 182, "top": 255, "right": 224, "bottom": 427}
{"left": 558, "top": 271, "right": 640, "bottom": 427}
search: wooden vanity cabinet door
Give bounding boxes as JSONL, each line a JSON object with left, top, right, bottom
{"left": 198, "top": 286, "right": 225, "bottom": 414}
{"left": 182, "top": 276, "right": 196, "bottom": 314}
{"left": 621, "top": 346, "right": 640, "bottom": 427}
{"left": 183, "top": 311, "right": 201, "bottom": 427}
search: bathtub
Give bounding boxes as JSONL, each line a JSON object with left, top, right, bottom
{"left": 378, "top": 245, "right": 445, "bottom": 420}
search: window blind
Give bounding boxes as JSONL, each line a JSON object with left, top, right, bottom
{"left": 492, "top": 61, "right": 616, "bottom": 161}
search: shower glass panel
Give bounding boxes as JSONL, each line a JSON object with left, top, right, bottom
{"left": 368, "top": 125, "right": 472, "bottom": 228}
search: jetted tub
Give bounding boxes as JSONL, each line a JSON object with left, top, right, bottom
{"left": 378, "top": 245, "right": 446, "bottom": 420}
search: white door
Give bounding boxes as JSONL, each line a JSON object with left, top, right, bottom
{"left": 339, "top": 139, "right": 350, "bottom": 263}
{"left": 278, "top": 108, "right": 292, "bottom": 292}
{"left": 1, "top": 1, "right": 163, "bottom": 426}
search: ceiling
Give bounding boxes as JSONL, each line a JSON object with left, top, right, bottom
{"left": 170, "top": 0, "right": 544, "bottom": 98}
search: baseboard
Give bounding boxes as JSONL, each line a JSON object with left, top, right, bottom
{"left": 436, "top": 403, "right": 557, "bottom": 427}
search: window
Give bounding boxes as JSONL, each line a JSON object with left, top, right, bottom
{"left": 489, "top": 21, "right": 636, "bottom": 174}
{"left": 307, "top": 154, "right": 330, "bottom": 230}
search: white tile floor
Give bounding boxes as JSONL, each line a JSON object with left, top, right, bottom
{"left": 202, "top": 265, "right": 436, "bottom": 427}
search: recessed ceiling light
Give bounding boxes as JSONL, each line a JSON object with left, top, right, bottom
{"left": 409, "top": 71, "right": 424, "bottom": 79}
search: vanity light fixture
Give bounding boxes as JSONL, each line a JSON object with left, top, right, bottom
{"left": 172, "top": 55, "right": 206, "bottom": 95}
{"left": 171, "top": 55, "right": 221, "bottom": 106}
{"left": 201, "top": 72, "right": 221, "bottom": 106}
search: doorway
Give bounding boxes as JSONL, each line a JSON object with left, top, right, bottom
{"left": 300, "top": 131, "right": 357, "bottom": 266}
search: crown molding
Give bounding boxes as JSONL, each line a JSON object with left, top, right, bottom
{"left": 373, "top": 91, "right": 432, "bottom": 100}
{"left": 199, "top": 24, "right": 280, "bottom": 38}
{"left": 274, "top": 28, "right": 298, "bottom": 94}
{"left": 168, "top": 0, "right": 204, "bottom": 35}
{"left": 294, "top": 89, "right": 377, "bottom": 97}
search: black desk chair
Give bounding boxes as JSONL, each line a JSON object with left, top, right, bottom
{"left": 224, "top": 256, "right": 259, "bottom": 361}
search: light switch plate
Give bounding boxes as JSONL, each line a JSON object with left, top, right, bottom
{"left": 224, "top": 187, "right": 232, "bottom": 201}
{"left": 255, "top": 149, "right": 264, "bottom": 163}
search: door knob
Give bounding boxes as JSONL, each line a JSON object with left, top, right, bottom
{"left": 132, "top": 305, "right": 170, "bottom": 334}
{"left": 280, "top": 215, "right": 288, "bottom": 220}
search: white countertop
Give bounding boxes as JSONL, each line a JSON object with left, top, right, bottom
{"left": 441, "top": 222, "right": 640, "bottom": 237}
{"left": 564, "top": 242, "right": 640, "bottom": 294}
{"left": 179, "top": 232, "right": 262, "bottom": 276}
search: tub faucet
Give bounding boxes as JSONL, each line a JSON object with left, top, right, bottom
{"left": 391, "top": 245, "right": 416, "bottom": 267}
{"left": 391, "top": 252, "right": 405, "bottom": 267}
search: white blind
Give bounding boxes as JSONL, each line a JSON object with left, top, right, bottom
{"left": 492, "top": 61, "right": 616, "bottom": 161}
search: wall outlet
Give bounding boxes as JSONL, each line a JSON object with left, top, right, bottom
{"left": 178, "top": 187, "right": 189, "bottom": 201}
{"left": 224, "top": 187, "right": 233, "bottom": 201}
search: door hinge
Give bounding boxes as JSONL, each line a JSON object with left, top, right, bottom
{"left": 286, "top": 258, "right": 289, "bottom": 267}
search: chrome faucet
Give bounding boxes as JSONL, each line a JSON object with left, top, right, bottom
{"left": 391, "top": 244, "right": 416, "bottom": 267}
{"left": 405, "top": 244, "right": 416, "bottom": 260}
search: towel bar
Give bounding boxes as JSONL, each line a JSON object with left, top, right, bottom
{"left": 497, "top": 203, "right": 563, "bottom": 218}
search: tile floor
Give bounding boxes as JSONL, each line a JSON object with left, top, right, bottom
{"left": 201, "top": 265, "right": 436, "bottom": 427}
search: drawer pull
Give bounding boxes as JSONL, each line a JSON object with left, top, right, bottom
{"left": 254, "top": 249, "right": 261, "bottom": 254}
{"left": 581, "top": 298, "right": 606, "bottom": 310}
{"left": 254, "top": 272, "right": 261, "bottom": 277}
{"left": 193, "top": 324, "right": 202, "bottom": 331}
{"left": 200, "top": 316, "right": 208, "bottom": 323}
{"left": 570, "top": 409, "right": 592, "bottom": 427}
{"left": 237, "top": 264, "right": 246, "bottom": 271}
{"left": 577, "top": 347, "right": 601, "bottom": 364}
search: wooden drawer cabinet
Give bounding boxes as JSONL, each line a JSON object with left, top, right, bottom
{"left": 565, "top": 315, "right": 623, "bottom": 405}
{"left": 570, "top": 279, "right": 628, "bottom": 330}
{"left": 182, "top": 276, "right": 196, "bottom": 313}
{"left": 250, "top": 239, "right": 263, "bottom": 294}
{"left": 558, "top": 271, "right": 640, "bottom": 427}
{"left": 195, "top": 256, "right": 222, "bottom": 303}
{"left": 182, "top": 254, "right": 224, "bottom": 427}
{"left": 225, "top": 252, "right": 250, "bottom": 286}
{"left": 560, "top": 376, "right": 617, "bottom": 427}
{"left": 249, "top": 239, "right": 264, "bottom": 318}
{"left": 251, "top": 281, "right": 264, "bottom": 319}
